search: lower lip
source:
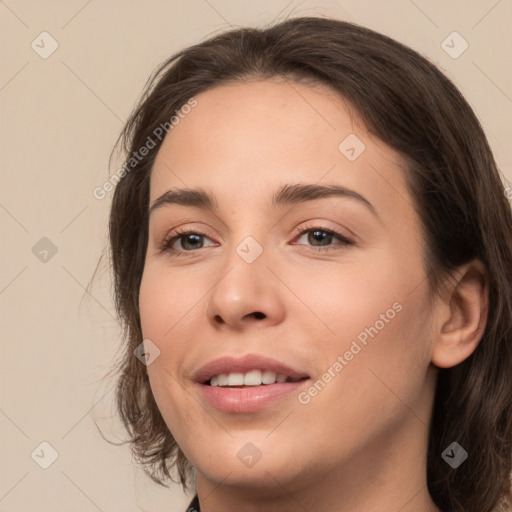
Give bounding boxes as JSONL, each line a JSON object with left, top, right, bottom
{"left": 198, "top": 380, "right": 310, "bottom": 413}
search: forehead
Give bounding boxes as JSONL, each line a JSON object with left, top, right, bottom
{"left": 149, "top": 79, "right": 411, "bottom": 222}
{"left": 153, "top": 79, "right": 358, "bottom": 174}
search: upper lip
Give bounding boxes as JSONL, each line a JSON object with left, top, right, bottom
{"left": 193, "top": 353, "right": 310, "bottom": 384}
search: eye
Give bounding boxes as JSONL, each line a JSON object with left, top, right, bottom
{"left": 290, "top": 223, "right": 353, "bottom": 251}
{"left": 158, "top": 223, "right": 354, "bottom": 257}
{"left": 158, "top": 228, "right": 217, "bottom": 256}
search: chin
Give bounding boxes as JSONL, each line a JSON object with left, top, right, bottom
{"left": 189, "top": 438, "right": 312, "bottom": 489}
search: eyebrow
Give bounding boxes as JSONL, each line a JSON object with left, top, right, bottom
{"left": 148, "top": 183, "right": 381, "bottom": 221}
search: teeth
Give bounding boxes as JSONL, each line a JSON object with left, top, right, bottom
{"left": 244, "top": 370, "right": 262, "bottom": 386}
{"left": 209, "top": 370, "right": 295, "bottom": 387}
{"left": 262, "top": 370, "right": 277, "bottom": 384}
{"left": 227, "top": 373, "right": 244, "bottom": 386}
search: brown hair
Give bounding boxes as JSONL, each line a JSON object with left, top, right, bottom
{"left": 104, "top": 16, "right": 512, "bottom": 511}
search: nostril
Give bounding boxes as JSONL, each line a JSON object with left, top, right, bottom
{"left": 252, "top": 312, "right": 265, "bottom": 319}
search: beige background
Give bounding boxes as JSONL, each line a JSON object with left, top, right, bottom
{"left": 1, "top": 1, "right": 510, "bottom": 511}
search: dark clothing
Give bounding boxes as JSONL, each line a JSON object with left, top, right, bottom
{"left": 186, "top": 494, "right": 200, "bottom": 511}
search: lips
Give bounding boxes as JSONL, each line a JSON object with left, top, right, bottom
{"left": 193, "top": 353, "right": 311, "bottom": 413}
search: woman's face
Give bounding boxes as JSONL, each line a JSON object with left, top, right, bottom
{"left": 139, "top": 79, "right": 439, "bottom": 496}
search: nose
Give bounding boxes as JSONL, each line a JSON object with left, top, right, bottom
{"left": 206, "top": 244, "right": 286, "bottom": 331}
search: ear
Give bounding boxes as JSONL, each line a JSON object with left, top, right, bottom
{"left": 431, "top": 259, "right": 489, "bottom": 368}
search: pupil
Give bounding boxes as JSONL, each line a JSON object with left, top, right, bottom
{"left": 310, "top": 230, "right": 331, "bottom": 246}
{"left": 183, "top": 234, "right": 202, "bottom": 250}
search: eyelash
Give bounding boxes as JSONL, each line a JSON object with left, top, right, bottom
{"left": 158, "top": 223, "right": 354, "bottom": 257}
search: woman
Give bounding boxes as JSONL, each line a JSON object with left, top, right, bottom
{"left": 105, "top": 16, "right": 512, "bottom": 512}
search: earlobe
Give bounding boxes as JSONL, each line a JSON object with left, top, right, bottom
{"left": 431, "top": 259, "right": 489, "bottom": 369}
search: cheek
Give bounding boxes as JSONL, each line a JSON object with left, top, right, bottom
{"left": 139, "top": 271, "right": 184, "bottom": 401}
{"left": 322, "top": 286, "right": 431, "bottom": 410}
{"left": 285, "top": 252, "right": 404, "bottom": 353}
{"left": 292, "top": 304, "right": 432, "bottom": 472}
{"left": 139, "top": 265, "right": 201, "bottom": 340}
{"left": 292, "top": 251, "right": 432, "bottom": 415}
{"left": 138, "top": 265, "right": 207, "bottom": 420}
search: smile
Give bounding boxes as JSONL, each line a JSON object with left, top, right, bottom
{"left": 194, "top": 354, "right": 311, "bottom": 413}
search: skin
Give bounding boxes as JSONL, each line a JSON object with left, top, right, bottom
{"left": 139, "top": 78, "right": 488, "bottom": 512}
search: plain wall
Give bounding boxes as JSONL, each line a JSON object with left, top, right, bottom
{"left": 1, "top": 1, "right": 511, "bottom": 510}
